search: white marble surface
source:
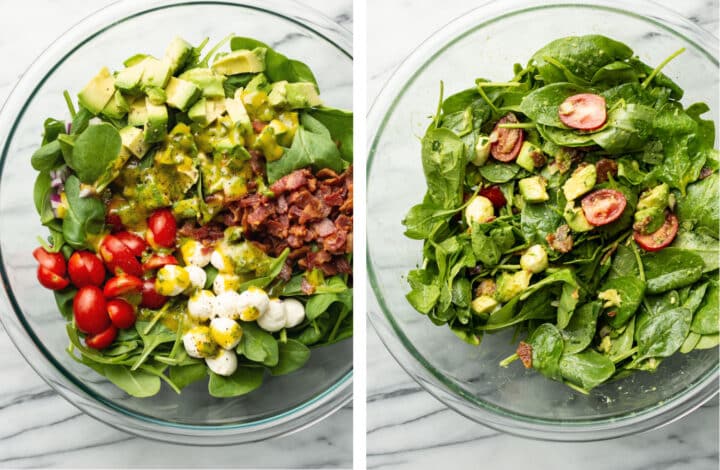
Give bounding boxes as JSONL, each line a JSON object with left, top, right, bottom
{"left": 367, "top": 0, "right": 720, "bottom": 469}
{"left": 0, "top": 1, "right": 352, "bottom": 468}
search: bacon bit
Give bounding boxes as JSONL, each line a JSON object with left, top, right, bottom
{"left": 699, "top": 167, "right": 713, "bottom": 180}
{"left": 270, "top": 169, "right": 311, "bottom": 194}
{"left": 517, "top": 342, "right": 533, "bottom": 368}
{"left": 475, "top": 279, "right": 496, "bottom": 298}
{"left": 252, "top": 120, "right": 267, "bottom": 134}
{"left": 595, "top": 158, "right": 618, "bottom": 183}
{"left": 249, "top": 150, "right": 265, "bottom": 176}
{"left": 546, "top": 224, "right": 574, "bottom": 253}
{"left": 301, "top": 277, "right": 316, "bottom": 295}
{"left": 177, "top": 221, "right": 225, "bottom": 248}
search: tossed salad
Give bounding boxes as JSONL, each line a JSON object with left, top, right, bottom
{"left": 403, "top": 35, "right": 718, "bottom": 393}
{"left": 31, "top": 35, "right": 352, "bottom": 398}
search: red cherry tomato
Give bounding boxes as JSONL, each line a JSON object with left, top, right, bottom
{"left": 99, "top": 235, "right": 143, "bottom": 277}
{"left": 558, "top": 93, "right": 607, "bottom": 131}
{"left": 114, "top": 231, "right": 147, "bottom": 257}
{"left": 107, "top": 298, "right": 137, "bottom": 329}
{"left": 33, "top": 247, "right": 66, "bottom": 276}
{"left": 141, "top": 278, "right": 168, "bottom": 309}
{"left": 490, "top": 113, "right": 524, "bottom": 162}
{"left": 105, "top": 197, "right": 126, "bottom": 233}
{"left": 103, "top": 274, "right": 143, "bottom": 298}
{"left": 85, "top": 324, "right": 118, "bottom": 350}
{"left": 581, "top": 189, "right": 627, "bottom": 226}
{"left": 479, "top": 186, "right": 507, "bottom": 209}
{"left": 146, "top": 209, "right": 177, "bottom": 249}
{"left": 142, "top": 253, "right": 179, "bottom": 272}
{"left": 67, "top": 251, "right": 105, "bottom": 288}
{"left": 73, "top": 285, "right": 110, "bottom": 335}
{"left": 634, "top": 212, "right": 679, "bottom": 252}
{"left": 37, "top": 266, "right": 70, "bottom": 290}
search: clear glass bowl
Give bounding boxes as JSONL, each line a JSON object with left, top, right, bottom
{"left": 0, "top": 0, "right": 352, "bottom": 445}
{"left": 368, "top": 0, "right": 718, "bottom": 441}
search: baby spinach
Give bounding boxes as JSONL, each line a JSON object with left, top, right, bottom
{"left": 230, "top": 37, "right": 318, "bottom": 87}
{"left": 236, "top": 322, "right": 279, "bottom": 367}
{"left": 528, "top": 323, "right": 564, "bottom": 380}
{"left": 559, "top": 349, "right": 615, "bottom": 391}
{"left": 270, "top": 339, "right": 311, "bottom": 376}
{"left": 561, "top": 301, "right": 600, "bottom": 354}
{"left": 65, "top": 123, "right": 122, "bottom": 184}
{"left": 677, "top": 173, "right": 719, "bottom": 236}
{"left": 600, "top": 276, "right": 645, "bottom": 328}
{"left": 642, "top": 248, "right": 704, "bottom": 294}
{"left": 208, "top": 367, "right": 264, "bottom": 398}
{"left": 635, "top": 306, "right": 691, "bottom": 360}
{"left": 520, "top": 83, "right": 594, "bottom": 127}
{"left": 31, "top": 141, "right": 63, "bottom": 171}
{"left": 691, "top": 280, "right": 718, "bottom": 335}
{"left": 61, "top": 175, "right": 106, "bottom": 249}
{"left": 478, "top": 163, "right": 521, "bottom": 183}
{"left": 421, "top": 127, "right": 465, "bottom": 209}
{"left": 309, "top": 107, "right": 354, "bottom": 163}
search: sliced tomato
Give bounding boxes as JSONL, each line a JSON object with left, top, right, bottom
{"left": 68, "top": 251, "right": 106, "bottom": 288}
{"left": 107, "top": 298, "right": 137, "bottom": 329}
{"left": 85, "top": 324, "right": 118, "bottom": 350}
{"left": 103, "top": 274, "right": 143, "bottom": 298}
{"left": 634, "top": 212, "right": 679, "bottom": 252}
{"left": 490, "top": 113, "right": 524, "bottom": 162}
{"left": 140, "top": 278, "right": 168, "bottom": 309}
{"left": 37, "top": 266, "right": 70, "bottom": 290}
{"left": 33, "top": 247, "right": 66, "bottom": 277}
{"left": 99, "top": 235, "right": 143, "bottom": 277}
{"left": 114, "top": 231, "right": 147, "bottom": 257}
{"left": 581, "top": 189, "right": 627, "bottom": 226}
{"left": 479, "top": 186, "right": 507, "bottom": 208}
{"left": 142, "top": 253, "right": 179, "bottom": 272}
{"left": 73, "top": 285, "right": 110, "bottom": 335}
{"left": 105, "top": 196, "right": 127, "bottom": 232}
{"left": 558, "top": 93, "right": 607, "bottom": 131}
{"left": 146, "top": 209, "right": 177, "bottom": 249}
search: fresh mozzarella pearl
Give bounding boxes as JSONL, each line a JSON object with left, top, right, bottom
{"left": 155, "top": 265, "right": 190, "bottom": 296}
{"left": 213, "top": 291, "right": 243, "bottom": 320}
{"left": 185, "top": 265, "right": 207, "bottom": 291}
{"left": 520, "top": 244, "right": 549, "bottom": 274}
{"left": 209, "top": 317, "right": 243, "bottom": 349}
{"left": 237, "top": 287, "right": 269, "bottom": 321}
{"left": 182, "top": 326, "right": 217, "bottom": 358}
{"left": 205, "top": 348, "right": 238, "bottom": 376}
{"left": 465, "top": 195, "right": 495, "bottom": 226}
{"left": 284, "top": 298, "right": 306, "bottom": 328}
{"left": 188, "top": 290, "right": 215, "bottom": 321}
{"left": 210, "top": 246, "right": 233, "bottom": 273}
{"left": 180, "top": 239, "right": 212, "bottom": 267}
{"left": 213, "top": 273, "right": 240, "bottom": 294}
{"left": 256, "top": 298, "right": 286, "bottom": 332}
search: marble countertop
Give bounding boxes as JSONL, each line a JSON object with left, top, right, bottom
{"left": 366, "top": 1, "right": 719, "bottom": 469}
{"left": 0, "top": 1, "right": 352, "bottom": 468}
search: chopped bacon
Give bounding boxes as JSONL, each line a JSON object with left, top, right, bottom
{"left": 517, "top": 342, "right": 533, "bottom": 368}
{"left": 178, "top": 222, "right": 225, "bottom": 249}
{"left": 314, "top": 218, "right": 337, "bottom": 238}
{"left": 249, "top": 150, "right": 265, "bottom": 176}
{"left": 270, "top": 169, "right": 312, "bottom": 195}
{"left": 322, "top": 230, "right": 347, "bottom": 254}
{"left": 301, "top": 277, "right": 316, "bottom": 295}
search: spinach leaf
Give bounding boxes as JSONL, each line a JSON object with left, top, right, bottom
{"left": 536, "top": 124, "right": 595, "bottom": 147}
{"left": 305, "top": 290, "right": 351, "bottom": 321}
{"left": 270, "top": 339, "right": 311, "bottom": 376}
{"left": 600, "top": 276, "right": 646, "bottom": 328}
{"left": 61, "top": 175, "right": 105, "bottom": 249}
{"left": 101, "top": 364, "right": 162, "bottom": 398}
{"left": 33, "top": 172, "right": 55, "bottom": 225}
{"left": 691, "top": 280, "right": 719, "bottom": 335}
{"left": 421, "top": 127, "right": 465, "bottom": 209}
{"left": 132, "top": 321, "right": 177, "bottom": 370}
{"left": 591, "top": 103, "right": 656, "bottom": 153}
{"left": 591, "top": 61, "right": 640, "bottom": 86}
{"left": 309, "top": 107, "right": 353, "bottom": 163}
{"left": 406, "top": 284, "right": 440, "bottom": 314}
{"left": 528, "top": 323, "right": 564, "bottom": 380}
{"left": 641, "top": 248, "right": 704, "bottom": 294}
{"left": 169, "top": 362, "right": 207, "bottom": 390}
{"left": 54, "top": 288, "right": 77, "bottom": 320}
{"left": 635, "top": 307, "right": 691, "bottom": 359}
{"left": 42, "top": 118, "right": 66, "bottom": 144}
{"left": 31, "top": 141, "right": 63, "bottom": 171}
{"left": 561, "top": 301, "right": 601, "bottom": 354}
{"left": 520, "top": 191, "right": 562, "bottom": 245}
{"left": 519, "top": 82, "right": 595, "bottom": 127}
{"left": 677, "top": 173, "right": 719, "bottom": 237}
{"left": 230, "top": 37, "right": 318, "bottom": 86}
{"left": 608, "top": 316, "right": 636, "bottom": 362}
{"left": 606, "top": 244, "right": 639, "bottom": 281}
{"left": 402, "top": 203, "right": 444, "bottom": 240}
{"left": 478, "top": 163, "right": 521, "bottom": 183}
{"left": 471, "top": 223, "right": 500, "bottom": 266}
{"left": 208, "top": 367, "right": 264, "bottom": 398}
{"left": 559, "top": 349, "right": 615, "bottom": 391}
{"left": 236, "top": 322, "right": 279, "bottom": 367}
{"left": 695, "top": 334, "right": 720, "bottom": 350}
{"left": 65, "top": 123, "right": 122, "bottom": 184}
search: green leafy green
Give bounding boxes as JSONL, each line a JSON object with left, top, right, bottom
{"left": 65, "top": 123, "right": 122, "bottom": 184}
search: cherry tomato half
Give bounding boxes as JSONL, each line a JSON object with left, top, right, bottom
{"left": 68, "top": 251, "right": 106, "bottom": 288}
{"left": 103, "top": 274, "right": 143, "bottom": 298}
{"left": 142, "top": 253, "right": 179, "bottom": 272}
{"left": 634, "top": 212, "right": 679, "bottom": 252}
{"left": 33, "top": 247, "right": 66, "bottom": 277}
{"left": 581, "top": 189, "right": 627, "bottom": 226}
{"left": 73, "top": 285, "right": 110, "bottom": 335}
{"left": 107, "top": 298, "right": 137, "bottom": 329}
{"left": 146, "top": 209, "right": 177, "bottom": 249}
{"left": 479, "top": 186, "right": 507, "bottom": 209}
{"left": 141, "top": 278, "right": 168, "bottom": 309}
{"left": 85, "top": 324, "right": 118, "bottom": 350}
{"left": 558, "top": 93, "right": 607, "bottom": 131}
{"left": 114, "top": 231, "right": 147, "bottom": 257}
{"left": 99, "top": 235, "right": 143, "bottom": 277}
{"left": 37, "top": 266, "right": 70, "bottom": 290}
{"left": 105, "top": 197, "right": 126, "bottom": 233}
{"left": 490, "top": 113, "right": 524, "bottom": 162}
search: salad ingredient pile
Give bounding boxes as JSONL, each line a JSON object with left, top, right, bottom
{"left": 31, "top": 35, "right": 352, "bottom": 398}
{"left": 403, "top": 35, "right": 718, "bottom": 394}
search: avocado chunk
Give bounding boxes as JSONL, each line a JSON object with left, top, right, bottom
{"left": 144, "top": 86, "right": 167, "bottom": 105}
{"left": 268, "top": 81, "right": 322, "bottom": 109}
{"left": 165, "top": 77, "right": 201, "bottom": 111}
{"left": 253, "top": 124, "right": 284, "bottom": 162}
{"left": 143, "top": 98, "right": 168, "bottom": 143}
{"left": 516, "top": 141, "right": 546, "bottom": 172}
{"left": 114, "top": 63, "right": 144, "bottom": 94}
{"left": 563, "top": 201, "right": 594, "bottom": 232}
{"left": 127, "top": 97, "right": 148, "bottom": 127}
{"left": 634, "top": 183, "right": 669, "bottom": 234}
{"left": 472, "top": 135, "right": 491, "bottom": 166}
{"left": 471, "top": 295, "right": 498, "bottom": 315}
{"left": 179, "top": 68, "right": 226, "bottom": 98}
{"left": 188, "top": 98, "right": 226, "bottom": 127}
{"left": 164, "top": 36, "right": 193, "bottom": 74}
{"left": 495, "top": 270, "right": 532, "bottom": 303}
{"left": 211, "top": 47, "right": 266, "bottom": 76}
{"left": 246, "top": 73, "right": 271, "bottom": 93}
{"left": 140, "top": 57, "right": 172, "bottom": 89}
{"left": 224, "top": 89, "right": 252, "bottom": 130}
{"left": 563, "top": 164, "right": 597, "bottom": 201}
{"left": 119, "top": 126, "right": 148, "bottom": 158}
{"left": 78, "top": 67, "right": 116, "bottom": 115}
{"left": 519, "top": 176, "right": 549, "bottom": 203}
{"left": 101, "top": 90, "right": 130, "bottom": 119}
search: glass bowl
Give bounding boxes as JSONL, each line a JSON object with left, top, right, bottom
{"left": 367, "top": 0, "right": 718, "bottom": 441}
{"left": 0, "top": 0, "right": 352, "bottom": 445}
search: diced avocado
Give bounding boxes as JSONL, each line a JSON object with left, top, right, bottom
{"left": 145, "top": 86, "right": 167, "bottom": 105}
{"left": 164, "top": 36, "right": 193, "bottom": 74}
{"left": 143, "top": 99, "right": 168, "bottom": 143}
{"left": 472, "top": 135, "right": 491, "bottom": 166}
{"left": 114, "top": 64, "right": 144, "bottom": 94}
{"left": 188, "top": 98, "right": 208, "bottom": 126}
{"left": 211, "top": 47, "right": 266, "bottom": 76}
{"left": 598, "top": 288, "right": 622, "bottom": 308}
{"left": 245, "top": 73, "right": 271, "bottom": 93}
{"left": 563, "top": 202, "right": 594, "bottom": 232}
{"left": 268, "top": 81, "right": 322, "bottom": 109}
{"left": 124, "top": 53, "right": 148, "bottom": 67}
{"left": 179, "top": 68, "right": 226, "bottom": 98}
{"left": 101, "top": 90, "right": 129, "bottom": 119}
{"left": 471, "top": 295, "right": 498, "bottom": 315}
{"left": 78, "top": 67, "right": 116, "bottom": 115}
{"left": 518, "top": 176, "right": 549, "bottom": 203}
{"left": 119, "top": 126, "right": 149, "bottom": 158}
{"left": 634, "top": 183, "right": 669, "bottom": 234}
{"left": 206, "top": 98, "right": 227, "bottom": 125}
{"left": 563, "top": 164, "right": 597, "bottom": 201}
{"left": 165, "top": 77, "right": 201, "bottom": 111}
{"left": 516, "top": 141, "right": 546, "bottom": 172}
{"left": 225, "top": 89, "right": 252, "bottom": 129}
{"left": 127, "top": 97, "right": 148, "bottom": 127}
{"left": 495, "top": 270, "right": 532, "bottom": 303}
{"left": 253, "top": 125, "right": 284, "bottom": 162}
{"left": 140, "top": 57, "right": 172, "bottom": 89}
{"left": 172, "top": 197, "right": 200, "bottom": 220}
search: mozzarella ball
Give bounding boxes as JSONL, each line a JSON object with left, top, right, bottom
{"left": 205, "top": 348, "right": 238, "bottom": 376}
{"left": 155, "top": 265, "right": 190, "bottom": 296}
{"left": 209, "top": 317, "right": 243, "bottom": 349}
{"left": 185, "top": 265, "right": 207, "bottom": 292}
{"left": 213, "top": 273, "right": 240, "bottom": 294}
{"left": 213, "top": 291, "right": 243, "bottom": 320}
{"left": 210, "top": 246, "right": 234, "bottom": 273}
{"left": 238, "top": 287, "right": 269, "bottom": 321}
{"left": 283, "top": 298, "right": 306, "bottom": 328}
{"left": 465, "top": 195, "right": 495, "bottom": 226}
{"left": 256, "top": 298, "right": 286, "bottom": 332}
{"left": 520, "top": 244, "right": 549, "bottom": 273}
{"left": 180, "top": 239, "right": 212, "bottom": 267}
{"left": 183, "top": 326, "right": 217, "bottom": 358}
{"left": 188, "top": 289, "right": 215, "bottom": 321}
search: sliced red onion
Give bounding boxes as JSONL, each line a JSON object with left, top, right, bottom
{"left": 66, "top": 122, "right": 72, "bottom": 134}
{"left": 51, "top": 177, "right": 63, "bottom": 188}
